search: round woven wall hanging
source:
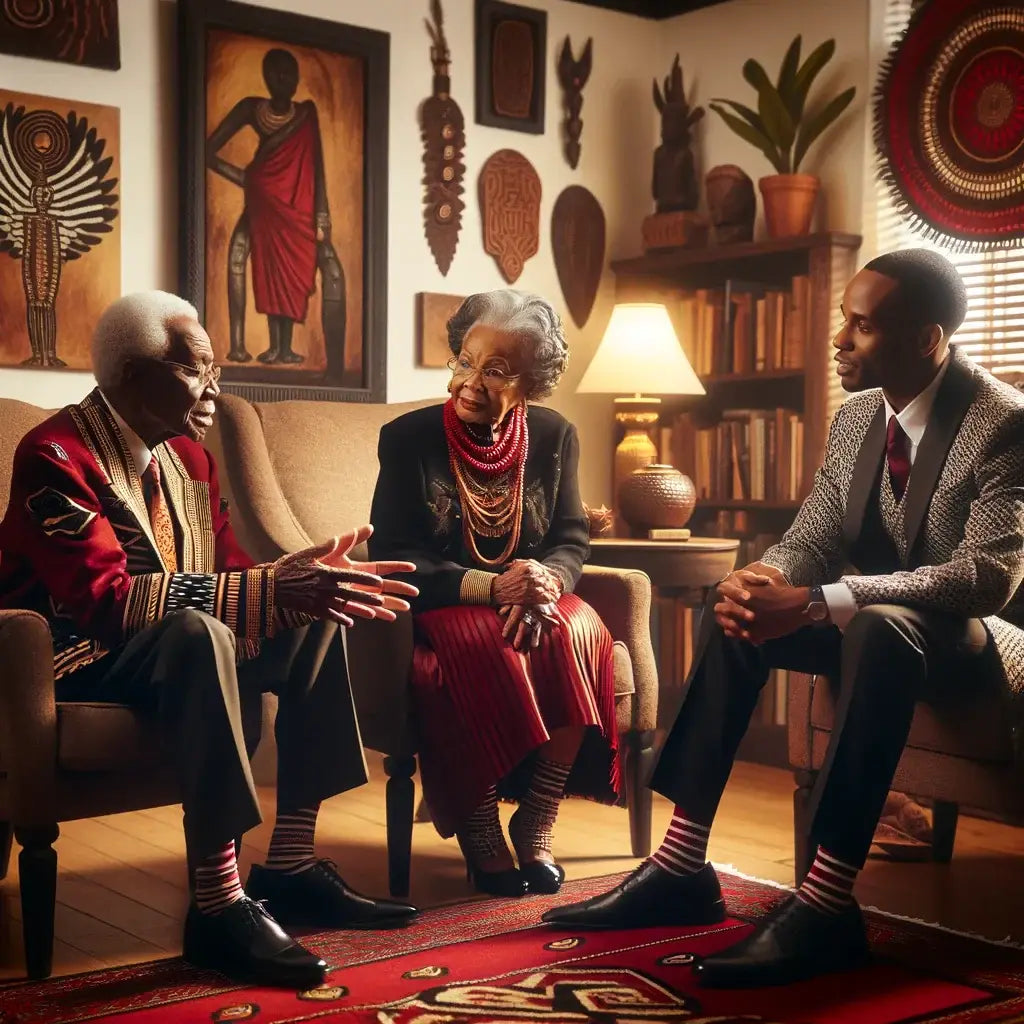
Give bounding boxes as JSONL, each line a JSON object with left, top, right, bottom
{"left": 874, "top": 0, "right": 1024, "bottom": 251}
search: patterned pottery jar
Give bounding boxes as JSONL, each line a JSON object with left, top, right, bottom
{"left": 618, "top": 464, "right": 697, "bottom": 533}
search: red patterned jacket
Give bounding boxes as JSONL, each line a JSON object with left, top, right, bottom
{"left": 0, "top": 389, "right": 288, "bottom": 680}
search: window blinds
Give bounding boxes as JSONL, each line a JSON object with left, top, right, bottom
{"left": 870, "top": 0, "right": 1024, "bottom": 384}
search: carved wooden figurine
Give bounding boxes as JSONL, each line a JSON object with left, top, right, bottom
{"left": 652, "top": 55, "right": 704, "bottom": 213}
{"left": 557, "top": 36, "right": 592, "bottom": 170}
{"left": 421, "top": 0, "right": 465, "bottom": 275}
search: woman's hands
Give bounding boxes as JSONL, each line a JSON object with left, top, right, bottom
{"left": 274, "top": 525, "right": 418, "bottom": 628}
{"left": 499, "top": 602, "right": 559, "bottom": 651}
{"left": 491, "top": 559, "right": 562, "bottom": 607}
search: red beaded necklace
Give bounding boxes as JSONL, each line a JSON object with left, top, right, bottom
{"left": 443, "top": 399, "right": 529, "bottom": 566}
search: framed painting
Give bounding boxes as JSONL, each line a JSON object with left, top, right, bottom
{"left": 0, "top": 89, "right": 120, "bottom": 370}
{"left": 475, "top": 0, "right": 546, "bottom": 134}
{"left": 0, "top": 1, "right": 121, "bottom": 70}
{"left": 416, "top": 292, "right": 464, "bottom": 368}
{"left": 179, "top": 0, "right": 389, "bottom": 403}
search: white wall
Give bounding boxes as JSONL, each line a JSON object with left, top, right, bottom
{"left": 0, "top": 0, "right": 871, "bottom": 505}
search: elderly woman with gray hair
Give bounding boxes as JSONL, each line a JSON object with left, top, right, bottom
{"left": 369, "top": 290, "right": 619, "bottom": 897}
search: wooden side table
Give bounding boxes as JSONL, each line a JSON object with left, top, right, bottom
{"left": 588, "top": 537, "right": 740, "bottom": 729}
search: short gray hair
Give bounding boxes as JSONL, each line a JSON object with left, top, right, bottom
{"left": 91, "top": 291, "right": 198, "bottom": 390}
{"left": 447, "top": 289, "right": 568, "bottom": 400}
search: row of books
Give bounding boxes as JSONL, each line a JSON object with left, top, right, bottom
{"left": 663, "top": 409, "right": 805, "bottom": 503}
{"left": 678, "top": 275, "right": 812, "bottom": 377}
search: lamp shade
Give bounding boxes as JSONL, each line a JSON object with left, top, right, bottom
{"left": 576, "top": 303, "right": 705, "bottom": 396}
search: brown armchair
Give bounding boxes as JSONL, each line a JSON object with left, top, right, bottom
{"left": 788, "top": 672, "right": 1024, "bottom": 881}
{"left": 206, "top": 393, "right": 660, "bottom": 897}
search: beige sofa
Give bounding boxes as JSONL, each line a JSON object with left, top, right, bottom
{"left": 205, "top": 393, "right": 659, "bottom": 896}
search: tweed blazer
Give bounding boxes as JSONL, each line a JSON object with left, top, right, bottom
{"left": 760, "top": 346, "right": 1024, "bottom": 695}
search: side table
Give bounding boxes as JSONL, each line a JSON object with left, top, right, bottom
{"left": 589, "top": 536, "right": 740, "bottom": 729}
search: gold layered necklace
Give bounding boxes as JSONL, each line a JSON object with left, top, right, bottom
{"left": 256, "top": 99, "right": 296, "bottom": 134}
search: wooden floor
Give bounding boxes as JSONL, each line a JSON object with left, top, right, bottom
{"left": 2, "top": 754, "right": 1022, "bottom": 982}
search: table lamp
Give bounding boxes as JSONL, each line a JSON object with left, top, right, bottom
{"left": 576, "top": 302, "right": 705, "bottom": 530}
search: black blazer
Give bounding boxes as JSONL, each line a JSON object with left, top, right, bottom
{"left": 368, "top": 403, "right": 590, "bottom": 613}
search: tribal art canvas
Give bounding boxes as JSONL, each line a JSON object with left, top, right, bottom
{"left": 873, "top": 0, "right": 1024, "bottom": 251}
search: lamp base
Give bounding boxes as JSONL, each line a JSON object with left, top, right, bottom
{"left": 613, "top": 397, "right": 661, "bottom": 531}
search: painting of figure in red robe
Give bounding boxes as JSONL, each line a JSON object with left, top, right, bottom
{"left": 204, "top": 29, "right": 363, "bottom": 383}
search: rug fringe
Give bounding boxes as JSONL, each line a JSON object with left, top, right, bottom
{"left": 710, "top": 862, "right": 1024, "bottom": 952}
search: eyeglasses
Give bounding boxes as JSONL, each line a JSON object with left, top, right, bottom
{"left": 446, "top": 356, "right": 521, "bottom": 392}
{"left": 161, "top": 360, "right": 222, "bottom": 388}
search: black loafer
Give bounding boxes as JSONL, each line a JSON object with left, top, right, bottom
{"left": 540, "top": 861, "right": 726, "bottom": 930}
{"left": 246, "top": 860, "right": 419, "bottom": 929}
{"left": 694, "top": 895, "right": 870, "bottom": 988}
{"left": 182, "top": 896, "right": 326, "bottom": 989}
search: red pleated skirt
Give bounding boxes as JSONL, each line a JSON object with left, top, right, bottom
{"left": 410, "top": 593, "right": 621, "bottom": 837}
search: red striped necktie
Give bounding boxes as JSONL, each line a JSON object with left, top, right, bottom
{"left": 886, "top": 415, "right": 911, "bottom": 502}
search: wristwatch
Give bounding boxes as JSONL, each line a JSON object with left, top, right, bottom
{"left": 804, "top": 584, "right": 830, "bottom": 624}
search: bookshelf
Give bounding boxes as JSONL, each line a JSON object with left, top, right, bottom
{"left": 612, "top": 231, "right": 863, "bottom": 768}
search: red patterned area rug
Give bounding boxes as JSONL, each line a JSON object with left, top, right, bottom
{"left": 1, "top": 870, "right": 1023, "bottom": 1023}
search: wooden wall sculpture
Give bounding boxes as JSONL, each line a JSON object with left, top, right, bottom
{"left": 551, "top": 185, "right": 604, "bottom": 329}
{"left": 421, "top": 0, "right": 465, "bottom": 276}
{"left": 475, "top": 0, "right": 547, "bottom": 134}
{"left": 478, "top": 149, "right": 541, "bottom": 284}
{"left": 417, "top": 291, "right": 465, "bottom": 367}
{"left": 557, "top": 36, "right": 592, "bottom": 170}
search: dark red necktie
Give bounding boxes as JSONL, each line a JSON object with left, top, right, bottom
{"left": 886, "top": 415, "right": 911, "bottom": 501}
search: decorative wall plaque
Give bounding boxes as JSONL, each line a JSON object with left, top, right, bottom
{"left": 557, "top": 36, "right": 592, "bottom": 170}
{"left": 421, "top": 0, "right": 465, "bottom": 276}
{"left": 416, "top": 291, "right": 465, "bottom": 368}
{"left": 478, "top": 149, "right": 541, "bottom": 284}
{"left": 552, "top": 185, "right": 604, "bottom": 329}
{"left": 474, "top": 0, "right": 546, "bottom": 134}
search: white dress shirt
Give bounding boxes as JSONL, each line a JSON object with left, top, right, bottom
{"left": 820, "top": 356, "right": 952, "bottom": 630}
{"left": 98, "top": 390, "right": 152, "bottom": 477}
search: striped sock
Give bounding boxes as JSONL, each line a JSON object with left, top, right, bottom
{"left": 516, "top": 759, "right": 573, "bottom": 854}
{"left": 650, "top": 806, "right": 711, "bottom": 876}
{"left": 264, "top": 806, "right": 320, "bottom": 874}
{"left": 463, "top": 786, "right": 506, "bottom": 861}
{"left": 796, "top": 848, "right": 858, "bottom": 914}
{"left": 193, "top": 841, "right": 245, "bottom": 914}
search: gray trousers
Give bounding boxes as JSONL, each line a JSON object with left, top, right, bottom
{"left": 57, "top": 609, "right": 368, "bottom": 858}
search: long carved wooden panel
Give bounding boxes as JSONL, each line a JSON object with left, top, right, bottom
{"left": 478, "top": 149, "right": 541, "bottom": 284}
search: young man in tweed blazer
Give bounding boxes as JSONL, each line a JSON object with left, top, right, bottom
{"left": 544, "top": 249, "right": 1024, "bottom": 986}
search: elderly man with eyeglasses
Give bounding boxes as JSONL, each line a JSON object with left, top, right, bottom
{"left": 0, "top": 291, "right": 420, "bottom": 989}
{"left": 367, "top": 289, "right": 620, "bottom": 902}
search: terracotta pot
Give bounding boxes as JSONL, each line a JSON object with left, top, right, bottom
{"left": 758, "top": 173, "right": 819, "bottom": 237}
{"left": 617, "top": 464, "right": 697, "bottom": 534}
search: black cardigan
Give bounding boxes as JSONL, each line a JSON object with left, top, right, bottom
{"left": 367, "top": 403, "right": 590, "bottom": 613}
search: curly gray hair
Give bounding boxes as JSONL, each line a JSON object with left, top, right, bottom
{"left": 447, "top": 290, "right": 568, "bottom": 400}
{"left": 91, "top": 291, "right": 198, "bottom": 390}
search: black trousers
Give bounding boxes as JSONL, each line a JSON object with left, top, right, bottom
{"left": 57, "top": 610, "right": 368, "bottom": 859}
{"left": 648, "top": 598, "right": 1002, "bottom": 867}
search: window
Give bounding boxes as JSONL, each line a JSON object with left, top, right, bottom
{"left": 867, "top": 0, "right": 1024, "bottom": 385}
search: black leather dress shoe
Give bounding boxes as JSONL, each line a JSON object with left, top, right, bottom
{"left": 246, "top": 860, "right": 419, "bottom": 929}
{"left": 540, "top": 861, "right": 726, "bottom": 930}
{"left": 182, "top": 897, "right": 326, "bottom": 989}
{"left": 694, "top": 894, "right": 870, "bottom": 988}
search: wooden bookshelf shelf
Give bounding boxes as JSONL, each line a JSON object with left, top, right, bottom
{"left": 613, "top": 230, "right": 863, "bottom": 770}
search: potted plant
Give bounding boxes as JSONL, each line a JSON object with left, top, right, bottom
{"left": 710, "top": 36, "right": 856, "bottom": 237}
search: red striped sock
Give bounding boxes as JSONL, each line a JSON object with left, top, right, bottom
{"left": 650, "top": 806, "right": 710, "bottom": 876}
{"left": 516, "top": 759, "right": 572, "bottom": 854}
{"left": 265, "top": 806, "right": 320, "bottom": 874}
{"left": 797, "top": 848, "right": 858, "bottom": 914}
{"left": 193, "top": 842, "right": 245, "bottom": 914}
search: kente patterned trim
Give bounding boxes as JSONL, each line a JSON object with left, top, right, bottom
{"left": 122, "top": 567, "right": 274, "bottom": 641}
{"left": 460, "top": 568, "right": 498, "bottom": 604}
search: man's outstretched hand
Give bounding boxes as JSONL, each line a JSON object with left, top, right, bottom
{"left": 274, "top": 525, "right": 418, "bottom": 628}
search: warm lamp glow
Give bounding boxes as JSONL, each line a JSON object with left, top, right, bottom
{"left": 576, "top": 303, "right": 705, "bottom": 397}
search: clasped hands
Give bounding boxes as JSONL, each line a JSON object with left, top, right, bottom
{"left": 493, "top": 558, "right": 563, "bottom": 652}
{"left": 273, "top": 524, "right": 418, "bottom": 628}
{"left": 714, "top": 560, "right": 813, "bottom": 644}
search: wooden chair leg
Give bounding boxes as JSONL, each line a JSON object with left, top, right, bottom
{"left": 15, "top": 824, "right": 59, "bottom": 980}
{"left": 793, "top": 776, "right": 815, "bottom": 885}
{"left": 624, "top": 729, "right": 655, "bottom": 858}
{"left": 931, "top": 799, "right": 958, "bottom": 863}
{"left": 0, "top": 821, "right": 12, "bottom": 880}
{"left": 384, "top": 755, "right": 416, "bottom": 899}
